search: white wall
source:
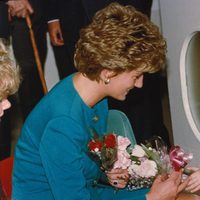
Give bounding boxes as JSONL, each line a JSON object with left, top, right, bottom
{"left": 151, "top": 0, "right": 162, "bottom": 28}
{"left": 159, "top": 0, "right": 200, "bottom": 166}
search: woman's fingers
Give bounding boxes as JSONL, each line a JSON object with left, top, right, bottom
{"left": 186, "top": 166, "right": 199, "bottom": 172}
{"left": 178, "top": 178, "right": 189, "bottom": 193}
{"left": 168, "top": 171, "right": 182, "bottom": 186}
{"left": 106, "top": 168, "right": 128, "bottom": 175}
{"left": 106, "top": 169, "right": 129, "bottom": 181}
{"left": 108, "top": 178, "right": 127, "bottom": 188}
{"left": 107, "top": 173, "right": 129, "bottom": 181}
{"left": 186, "top": 180, "right": 200, "bottom": 193}
{"left": 106, "top": 168, "right": 129, "bottom": 188}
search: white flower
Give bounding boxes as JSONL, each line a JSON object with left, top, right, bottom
{"left": 131, "top": 145, "right": 146, "bottom": 157}
{"left": 128, "top": 160, "right": 158, "bottom": 178}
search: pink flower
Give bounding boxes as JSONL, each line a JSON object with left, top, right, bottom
{"left": 114, "top": 149, "right": 131, "bottom": 169}
{"left": 112, "top": 136, "right": 131, "bottom": 169}
{"left": 128, "top": 160, "right": 158, "bottom": 178}
{"left": 117, "top": 136, "right": 131, "bottom": 150}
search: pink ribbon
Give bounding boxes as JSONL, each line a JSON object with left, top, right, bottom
{"left": 169, "top": 146, "right": 193, "bottom": 171}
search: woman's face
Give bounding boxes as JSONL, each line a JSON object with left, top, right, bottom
{"left": 108, "top": 70, "right": 143, "bottom": 101}
{"left": 0, "top": 99, "right": 11, "bottom": 117}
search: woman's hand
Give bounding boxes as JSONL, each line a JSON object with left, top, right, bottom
{"left": 185, "top": 167, "right": 200, "bottom": 193}
{"left": 146, "top": 171, "right": 188, "bottom": 200}
{"left": 105, "top": 168, "right": 129, "bottom": 189}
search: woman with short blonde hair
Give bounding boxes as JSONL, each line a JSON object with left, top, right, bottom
{"left": 0, "top": 39, "right": 20, "bottom": 116}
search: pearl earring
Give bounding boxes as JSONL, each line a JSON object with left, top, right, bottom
{"left": 104, "top": 78, "right": 110, "bottom": 85}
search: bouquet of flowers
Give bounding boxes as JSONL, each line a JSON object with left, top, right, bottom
{"left": 127, "top": 144, "right": 160, "bottom": 190}
{"left": 88, "top": 134, "right": 193, "bottom": 190}
{"left": 88, "top": 133, "right": 118, "bottom": 171}
{"left": 127, "top": 136, "right": 193, "bottom": 190}
{"left": 88, "top": 133, "right": 132, "bottom": 171}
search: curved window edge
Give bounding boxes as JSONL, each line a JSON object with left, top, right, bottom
{"left": 180, "top": 31, "right": 200, "bottom": 142}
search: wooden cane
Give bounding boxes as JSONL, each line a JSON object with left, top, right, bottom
{"left": 25, "top": 15, "right": 48, "bottom": 94}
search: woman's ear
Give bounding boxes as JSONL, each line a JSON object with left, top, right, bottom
{"left": 100, "top": 69, "right": 115, "bottom": 80}
{"left": 100, "top": 69, "right": 115, "bottom": 85}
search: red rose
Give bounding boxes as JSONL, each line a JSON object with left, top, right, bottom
{"left": 104, "top": 134, "right": 116, "bottom": 148}
{"left": 88, "top": 140, "right": 102, "bottom": 151}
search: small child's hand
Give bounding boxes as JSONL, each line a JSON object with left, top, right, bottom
{"left": 185, "top": 167, "right": 200, "bottom": 193}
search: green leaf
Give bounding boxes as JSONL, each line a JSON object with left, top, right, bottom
{"left": 101, "top": 147, "right": 117, "bottom": 171}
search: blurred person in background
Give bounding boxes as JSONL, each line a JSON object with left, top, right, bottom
{"left": 8, "top": 0, "right": 47, "bottom": 119}
{"left": 0, "top": 38, "right": 20, "bottom": 159}
{"left": 0, "top": 0, "right": 41, "bottom": 160}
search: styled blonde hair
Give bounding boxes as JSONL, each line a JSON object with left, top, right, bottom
{"left": 74, "top": 2, "right": 166, "bottom": 81}
{"left": 0, "top": 39, "right": 21, "bottom": 100}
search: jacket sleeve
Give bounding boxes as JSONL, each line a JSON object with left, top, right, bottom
{"left": 0, "top": 1, "right": 10, "bottom": 38}
{"left": 39, "top": 116, "right": 91, "bottom": 200}
{"left": 45, "top": 0, "right": 59, "bottom": 22}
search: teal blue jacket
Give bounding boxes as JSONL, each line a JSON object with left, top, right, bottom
{"left": 12, "top": 74, "right": 148, "bottom": 200}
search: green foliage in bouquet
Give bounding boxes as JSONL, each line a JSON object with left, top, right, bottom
{"left": 101, "top": 145, "right": 117, "bottom": 170}
{"left": 141, "top": 144, "right": 166, "bottom": 174}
